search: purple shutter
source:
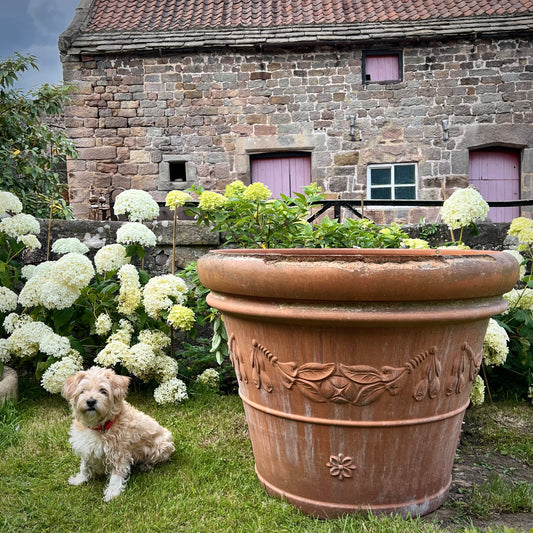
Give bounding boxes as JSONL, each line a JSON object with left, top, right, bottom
{"left": 251, "top": 155, "right": 311, "bottom": 198}
{"left": 469, "top": 150, "right": 520, "bottom": 223}
{"left": 366, "top": 55, "right": 399, "bottom": 82}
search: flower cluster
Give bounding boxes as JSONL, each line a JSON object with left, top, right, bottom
{"left": 469, "top": 375, "right": 485, "bottom": 406}
{"left": 154, "top": 377, "right": 189, "bottom": 405}
{"left": 0, "top": 191, "right": 23, "bottom": 215}
{"left": 113, "top": 189, "right": 159, "bottom": 222}
{"left": 17, "top": 234, "right": 41, "bottom": 251}
{"left": 440, "top": 187, "right": 489, "bottom": 230}
{"left": 4, "top": 320, "right": 71, "bottom": 359}
{"left": 143, "top": 274, "right": 188, "bottom": 319}
{"left": 165, "top": 191, "right": 191, "bottom": 210}
{"left": 51, "top": 237, "right": 89, "bottom": 255}
{"left": 0, "top": 287, "right": 18, "bottom": 313}
{"left": 198, "top": 191, "right": 228, "bottom": 210}
{"left": 41, "top": 351, "right": 83, "bottom": 394}
{"left": 400, "top": 238, "right": 430, "bottom": 249}
{"left": 18, "top": 253, "right": 95, "bottom": 310}
{"left": 167, "top": 304, "right": 195, "bottom": 330}
{"left": 0, "top": 213, "right": 41, "bottom": 238}
{"left": 117, "top": 264, "right": 141, "bottom": 315}
{"left": 242, "top": 182, "right": 271, "bottom": 201}
{"left": 116, "top": 222, "right": 157, "bottom": 247}
{"left": 196, "top": 368, "right": 220, "bottom": 390}
{"left": 224, "top": 180, "right": 246, "bottom": 198}
{"left": 95, "top": 313, "right": 113, "bottom": 336}
{"left": 94, "top": 244, "right": 130, "bottom": 274}
{"left": 483, "top": 318, "right": 509, "bottom": 366}
{"left": 508, "top": 216, "right": 533, "bottom": 246}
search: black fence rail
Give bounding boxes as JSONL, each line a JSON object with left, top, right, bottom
{"left": 307, "top": 199, "right": 533, "bottom": 222}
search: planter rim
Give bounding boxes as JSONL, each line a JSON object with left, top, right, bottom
{"left": 197, "top": 247, "right": 519, "bottom": 302}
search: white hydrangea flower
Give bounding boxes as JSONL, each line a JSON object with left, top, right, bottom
{"left": 95, "top": 314, "right": 113, "bottom": 336}
{"left": 122, "top": 342, "right": 156, "bottom": 381}
{"left": 106, "top": 319, "right": 134, "bottom": 345}
{"left": 117, "top": 264, "right": 141, "bottom": 315}
{"left": 0, "top": 213, "right": 41, "bottom": 238}
{"left": 116, "top": 222, "right": 157, "bottom": 247}
{"left": 18, "top": 274, "right": 80, "bottom": 310}
{"left": 0, "top": 191, "right": 23, "bottom": 215}
{"left": 504, "top": 288, "right": 533, "bottom": 311}
{"left": 95, "top": 340, "right": 130, "bottom": 367}
{"left": 153, "top": 377, "right": 188, "bottom": 405}
{"left": 483, "top": 319, "right": 509, "bottom": 367}
{"left": 113, "top": 189, "right": 159, "bottom": 222}
{"left": 94, "top": 244, "right": 130, "bottom": 274}
{"left": 0, "top": 287, "right": 18, "bottom": 313}
{"left": 196, "top": 368, "right": 220, "bottom": 390}
{"left": 153, "top": 355, "right": 179, "bottom": 383}
{"left": 3, "top": 313, "right": 33, "bottom": 334}
{"left": 6, "top": 321, "right": 70, "bottom": 359}
{"left": 41, "top": 354, "right": 83, "bottom": 394}
{"left": 143, "top": 274, "right": 188, "bottom": 319}
{"left": 469, "top": 375, "right": 485, "bottom": 406}
{"left": 51, "top": 238, "right": 89, "bottom": 255}
{"left": 17, "top": 234, "right": 41, "bottom": 251}
{"left": 21, "top": 264, "right": 37, "bottom": 280}
{"left": 138, "top": 330, "right": 171, "bottom": 351}
{"left": 54, "top": 253, "right": 95, "bottom": 289}
{"left": 0, "top": 339, "right": 11, "bottom": 363}
{"left": 440, "top": 187, "right": 489, "bottom": 230}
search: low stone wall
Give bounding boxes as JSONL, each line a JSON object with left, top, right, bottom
{"left": 26, "top": 219, "right": 515, "bottom": 276}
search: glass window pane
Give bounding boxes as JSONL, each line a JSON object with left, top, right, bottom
{"left": 395, "top": 165, "right": 415, "bottom": 185}
{"left": 395, "top": 186, "right": 416, "bottom": 199}
{"left": 371, "top": 187, "right": 392, "bottom": 200}
{"left": 370, "top": 168, "right": 391, "bottom": 186}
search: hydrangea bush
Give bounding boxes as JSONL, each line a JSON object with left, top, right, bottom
{"left": 0, "top": 189, "right": 204, "bottom": 404}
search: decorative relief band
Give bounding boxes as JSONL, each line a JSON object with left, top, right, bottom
{"left": 227, "top": 334, "right": 482, "bottom": 406}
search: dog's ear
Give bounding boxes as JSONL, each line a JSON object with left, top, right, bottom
{"left": 110, "top": 372, "right": 130, "bottom": 402}
{"left": 62, "top": 371, "right": 85, "bottom": 400}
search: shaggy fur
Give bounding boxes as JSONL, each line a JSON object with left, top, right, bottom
{"left": 62, "top": 366, "right": 175, "bottom": 501}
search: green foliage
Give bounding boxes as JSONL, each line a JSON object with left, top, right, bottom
{"left": 186, "top": 182, "right": 411, "bottom": 249}
{"left": 0, "top": 53, "right": 78, "bottom": 218}
{"left": 0, "top": 399, "right": 21, "bottom": 451}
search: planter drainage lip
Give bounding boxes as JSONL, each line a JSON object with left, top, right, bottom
{"left": 198, "top": 248, "right": 519, "bottom": 303}
{"left": 256, "top": 469, "right": 451, "bottom": 519}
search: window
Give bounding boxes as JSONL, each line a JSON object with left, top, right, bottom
{"left": 362, "top": 51, "right": 402, "bottom": 83}
{"left": 159, "top": 155, "right": 194, "bottom": 191}
{"left": 367, "top": 164, "right": 417, "bottom": 200}
{"left": 168, "top": 161, "right": 187, "bottom": 182}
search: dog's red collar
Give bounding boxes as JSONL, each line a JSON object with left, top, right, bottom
{"left": 90, "top": 418, "right": 116, "bottom": 432}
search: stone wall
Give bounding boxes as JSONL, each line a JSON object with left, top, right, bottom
{"left": 26, "top": 219, "right": 515, "bottom": 276}
{"left": 63, "top": 36, "right": 533, "bottom": 222}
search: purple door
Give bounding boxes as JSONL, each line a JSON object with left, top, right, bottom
{"left": 469, "top": 149, "right": 520, "bottom": 223}
{"left": 251, "top": 154, "right": 311, "bottom": 198}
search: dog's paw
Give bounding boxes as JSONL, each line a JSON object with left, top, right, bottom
{"left": 103, "top": 474, "right": 127, "bottom": 502}
{"left": 68, "top": 473, "right": 90, "bottom": 486}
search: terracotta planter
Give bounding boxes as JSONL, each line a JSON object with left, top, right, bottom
{"left": 197, "top": 248, "right": 519, "bottom": 518}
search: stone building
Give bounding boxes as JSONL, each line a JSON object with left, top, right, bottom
{"left": 59, "top": 0, "right": 533, "bottom": 222}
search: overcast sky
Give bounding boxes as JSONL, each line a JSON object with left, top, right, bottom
{"left": 1, "top": 0, "right": 79, "bottom": 91}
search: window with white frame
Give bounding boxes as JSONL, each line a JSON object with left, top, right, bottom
{"left": 367, "top": 164, "right": 417, "bottom": 200}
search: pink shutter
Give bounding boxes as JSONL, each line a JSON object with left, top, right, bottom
{"left": 469, "top": 150, "right": 520, "bottom": 223}
{"left": 366, "top": 55, "right": 399, "bottom": 82}
{"left": 251, "top": 155, "right": 311, "bottom": 198}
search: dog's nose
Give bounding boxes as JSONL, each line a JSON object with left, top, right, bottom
{"left": 86, "top": 398, "right": 97, "bottom": 408}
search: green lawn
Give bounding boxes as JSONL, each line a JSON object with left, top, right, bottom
{"left": 1, "top": 381, "right": 531, "bottom": 533}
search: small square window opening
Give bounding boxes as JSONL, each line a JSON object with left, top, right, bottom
{"left": 367, "top": 164, "right": 417, "bottom": 200}
{"left": 169, "top": 161, "right": 187, "bottom": 182}
{"left": 363, "top": 51, "right": 402, "bottom": 83}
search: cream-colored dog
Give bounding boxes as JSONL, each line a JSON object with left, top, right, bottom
{"left": 62, "top": 366, "right": 175, "bottom": 502}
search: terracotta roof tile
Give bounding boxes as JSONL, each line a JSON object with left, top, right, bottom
{"left": 84, "top": 0, "right": 533, "bottom": 32}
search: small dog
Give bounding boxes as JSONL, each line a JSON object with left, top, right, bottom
{"left": 62, "top": 366, "right": 175, "bottom": 501}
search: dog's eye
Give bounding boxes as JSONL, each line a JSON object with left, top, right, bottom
{"left": 100, "top": 388, "right": 108, "bottom": 395}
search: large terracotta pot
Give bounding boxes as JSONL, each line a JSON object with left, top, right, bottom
{"left": 197, "top": 248, "right": 519, "bottom": 518}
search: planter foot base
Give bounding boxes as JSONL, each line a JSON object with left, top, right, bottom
{"left": 256, "top": 467, "right": 451, "bottom": 519}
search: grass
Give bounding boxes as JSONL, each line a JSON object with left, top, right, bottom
{"left": 1, "top": 380, "right": 532, "bottom": 533}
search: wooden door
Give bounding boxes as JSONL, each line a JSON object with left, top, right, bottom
{"left": 469, "top": 149, "right": 520, "bottom": 222}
